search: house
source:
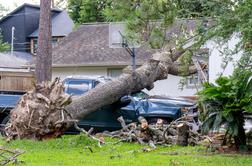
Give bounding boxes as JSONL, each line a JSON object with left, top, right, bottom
{"left": 0, "top": 3, "right": 74, "bottom": 54}
{"left": 0, "top": 3, "right": 74, "bottom": 92}
{"left": 50, "top": 21, "right": 208, "bottom": 97}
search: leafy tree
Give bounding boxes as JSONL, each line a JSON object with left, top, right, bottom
{"left": 67, "top": 0, "right": 108, "bottom": 24}
{"left": 103, "top": 0, "right": 177, "bottom": 48}
{"left": 52, "top": 0, "right": 67, "bottom": 9}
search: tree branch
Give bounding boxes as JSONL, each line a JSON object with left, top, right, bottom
{"left": 170, "top": 49, "right": 186, "bottom": 62}
{"left": 168, "top": 63, "right": 198, "bottom": 76}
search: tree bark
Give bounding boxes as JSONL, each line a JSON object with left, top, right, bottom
{"left": 233, "top": 112, "right": 246, "bottom": 149}
{"left": 176, "top": 123, "right": 189, "bottom": 146}
{"left": 35, "top": 0, "right": 52, "bottom": 83}
{"left": 6, "top": 49, "right": 202, "bottom": 140}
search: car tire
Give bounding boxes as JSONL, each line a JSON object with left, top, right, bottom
{"left": 0, "top": 115, "right": 9, "bottom": 137}
{"left": 147, "top": 118, "right": 168, "bottom": 125}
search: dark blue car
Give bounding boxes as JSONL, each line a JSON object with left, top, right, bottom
{"left": 63, "top": 77, "right": 197, "bottom": 132}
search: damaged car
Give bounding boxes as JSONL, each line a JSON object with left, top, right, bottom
{"left": 64, "top": 76, "right": 199, "bottom": 132}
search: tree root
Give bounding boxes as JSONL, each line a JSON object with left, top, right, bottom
{"left": 5, "top": 78, "right": 72, "bottom": 140}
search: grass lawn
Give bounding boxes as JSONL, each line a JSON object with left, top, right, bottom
{"left": 0, "top": 134, "right": 252, "bottom": 166}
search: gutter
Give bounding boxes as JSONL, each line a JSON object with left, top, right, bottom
{"left": 23, "top": 62, "right": 145, "bottom": 68}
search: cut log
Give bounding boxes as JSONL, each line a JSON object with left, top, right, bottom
{"left": 176, "top": 123, "right": 189, "bottom": 146}
{"left": 5, "top": 48, "right": 204, "bottom": 140}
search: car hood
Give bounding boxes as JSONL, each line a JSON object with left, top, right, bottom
{"left": 147, "top": 98, "right": 196, "bottom": 107}
{"left": 135, "top": 97, "right": 196, "bottom": 119}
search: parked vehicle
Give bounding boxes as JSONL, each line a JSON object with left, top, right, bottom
{"left": 63, "top": 76, "right": 197, "bottom": 132}
{"left": 0, "top": 76, "right": 198, "bottom": 133}
{"left": 0, "top": 92, "right": 24, "bottom": 124}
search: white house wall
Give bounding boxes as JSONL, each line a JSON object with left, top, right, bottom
{"left": 206, "top": 34, "right": 242, "bottom": 83}
{"left": 52, "top": 67, "right": 108, "bottom": 80}
{"left": 147, "top": 75, "right": 198, "bottom": 96}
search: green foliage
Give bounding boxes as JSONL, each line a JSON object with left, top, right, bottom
{"left": 0, "top": 32, "right": 10, "bottom": 52}
{"left": 67, "top": 0, "right": 108, "bottom": 24}
{"left": 175, "top": 0, "right": 233, "bottom": 18}
{"left": 103, "top": 0, "right": 176, "bottom": 48}
{"left": 198, "top": 69, "right": 252, "bottom": 138}
{"left": 204, "top": 0, "right": 252, "bottom": 52}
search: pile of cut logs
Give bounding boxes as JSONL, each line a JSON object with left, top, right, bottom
{"left": 102, "top": 114, "right": 208, "bottom": 148}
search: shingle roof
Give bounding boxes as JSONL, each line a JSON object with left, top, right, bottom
{"left": 0, "top": 51, "right": 33, "bottom": 68}
{"left": 29, "top": 11, "right": 74, "bottom": 37}
{"left": 52, "top": 23, "right": 156, "bottom": 67}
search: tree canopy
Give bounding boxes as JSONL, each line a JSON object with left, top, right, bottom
{"left": 67, "top": 0, "right": 108, "bottom": 24}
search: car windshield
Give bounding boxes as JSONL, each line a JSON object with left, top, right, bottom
{"left": 66, "top": 80, "right": 90, "bottom": 95}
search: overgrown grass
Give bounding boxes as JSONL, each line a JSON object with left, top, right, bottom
{"left": 0, "top": 135, "right": 252, "bottom": 166}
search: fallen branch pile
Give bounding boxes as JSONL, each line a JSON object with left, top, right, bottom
{"left": 0, "top": 147, "right": 24, "bottom": 165}
{"left": 103, "top": 115, "right": 208, "bottom": 148}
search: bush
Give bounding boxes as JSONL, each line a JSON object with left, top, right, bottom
{"left": 198, "top": 69, "right": 252, "bottom": 149}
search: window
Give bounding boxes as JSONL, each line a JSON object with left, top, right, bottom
{"left": 32, "top": 39, "right": 38, "bottom": 54}
{"left": 31, "top": 37, "right": 59, "bottom": 54}
{"left": 107, "top": 68, "right": 123, "bottom": 78}
{"left": 186, "top": 73, "right": 201, "bottom": 88}
{"left": 52, "top": 38, "right": 58, "bottom": 47}
{"left": 66, "top": 80, "right": 91, "bottom": 95}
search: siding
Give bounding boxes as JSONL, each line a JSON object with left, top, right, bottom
{"left": 0, "top": 8, "right": 26, "bottom": 51}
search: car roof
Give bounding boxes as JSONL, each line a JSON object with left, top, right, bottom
{"left": 63, "top": 76, "right": 112, "bottom": 82}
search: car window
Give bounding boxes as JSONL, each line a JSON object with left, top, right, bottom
{"left": 132, "top": 91, "right": 149, "bottom": 99}
{"left": 66, "top": 80, "right": 91, "bottom": 95}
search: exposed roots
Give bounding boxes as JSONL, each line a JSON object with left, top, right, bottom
{"left": 5, "top": 78, "right": 72, "bottom": 140}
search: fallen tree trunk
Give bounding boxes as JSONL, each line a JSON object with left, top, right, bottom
{"left": 66, "top": 50, "right": 199, "bottom": 121}
{"left": 5, "top": 49, "right": 203, "bottom": 140}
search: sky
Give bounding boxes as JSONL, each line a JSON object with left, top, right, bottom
{"left": 0, "top": 0, "right": 39, "bottom": 11}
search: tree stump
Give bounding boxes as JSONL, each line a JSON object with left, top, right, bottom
{"left": 176, "top": 123, "right": 189, "bottom": 146}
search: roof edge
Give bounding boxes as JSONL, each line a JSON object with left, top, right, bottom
{"left": 0, "top": 3, "right": 62, "bottom": 23}
{"left": 23, "top": 63, "right": 144, "bottom": 68}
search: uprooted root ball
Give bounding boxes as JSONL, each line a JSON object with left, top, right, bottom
{"left": 5, "top": 78, "right": 72, "bottom": 140}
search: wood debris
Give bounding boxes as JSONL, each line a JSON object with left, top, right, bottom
{"left": 103, "top": 114, "right": 206, "bottom": 147}
{"left": 0, "top": 147, "right": 24, "bottom": 166}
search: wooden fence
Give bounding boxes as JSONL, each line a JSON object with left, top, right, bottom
{"left": 0, "top": 71, "right": 35, "bottom": 92}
